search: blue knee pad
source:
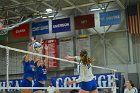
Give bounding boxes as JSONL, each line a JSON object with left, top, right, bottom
{"left": 20, "top": 79, "right": 32, "bottom": 87}
{"left": 33, "top": 81, "right": 45, "bottom": 92}
{"left": 80, "top": 80, "right": 97, "bottom": 91}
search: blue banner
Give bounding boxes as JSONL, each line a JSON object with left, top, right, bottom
{"left": 32, "top": 21, "right": 49, "bottom": 36}
{"left": 0, "top": 73, "right": 122, "bottom": 92}
{"left": 52, "top": 18, "right": 71, "bottom": 33}
{"left": 0, "top": 79, "right": 22, "bottom": 92}
{"left": 100, "top": 10, "right": 121, "bottom": 26}
{"left": 51, "top": 73, "right": 121, "bottom": 88}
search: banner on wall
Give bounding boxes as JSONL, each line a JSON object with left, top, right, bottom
{"left": 0, "top": 73, "right": 122, "bottom": 92}
{"left": 44, "top": 39, "right": 58, "bottom": 68}
{"left": 59, "top": 37, "right": 74, "bottom": 68}
{"left": 0, "top": 79, "right": 21, "bottom": 92}
{"left": 11, "top": 23, "right": 29, "bottom": 39}
{"left": 74, "top": 14, "right": 95, "bottom": 30}
{"left": 100, "top": 10, "right": 121, "bottom": 26}
{"left": 32, "top": 21, "right": 49, "bottom": 36}
{"left": 52, "top": 18, "right": 71, "bottom": 33}
{"left": 76, "top": 35, "right": 90, "bottom": 56}
{"left": 51, "top": 73, "right": 122, "bottom": 88}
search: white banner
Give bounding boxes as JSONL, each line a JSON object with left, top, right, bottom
{"left": 76, "top": 35, "right": 90, "bottom": 56}
{"left": 59, "top": 37, "right": 74, "bottom": 68}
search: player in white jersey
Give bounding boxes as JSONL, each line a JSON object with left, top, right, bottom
{"left": 65, "top": 50, "right": 98, "bottom": 93}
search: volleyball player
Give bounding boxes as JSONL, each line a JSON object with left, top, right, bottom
{"left": 65, "top": 50, "right": 98, "bottom": 93}
{"left": 20, "top": 46, "right": 35, "bottom": 93}
{"left": 33, "top": 44, "right": 48, "bottom": 93}
{"left": 124, "top": 80, "right": 138, "bottom": 93}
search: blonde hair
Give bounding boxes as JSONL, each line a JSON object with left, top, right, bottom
{"left": 22, "top": 55, "right": 27, "bottom": 61}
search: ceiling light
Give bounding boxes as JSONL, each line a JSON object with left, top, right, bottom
{"left": 46, "top": 8, "right": 53, "bottom": 13}
{"left": 42, "top": 16, "right": 47, "bottom": 19}
{"left": 90, "top": 8, "right": 100, "bottom": 11}
{"left": 90, "top": 7, "right": 105, "bottom": 12}
{"left": 48, "top": 15, "right": 54, "bottom": 18}
{"left": 102, "top": 7, "right": 105, "bottom": 10}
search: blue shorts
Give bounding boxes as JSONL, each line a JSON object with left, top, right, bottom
{"left": 20, "top": 79, "right": 32, "bottom": 87}
{"left": 33, "top": 81, "right": 45, "bottom": 92}
{"left": 80, "top": 79, "right": 97, "bottom": 91}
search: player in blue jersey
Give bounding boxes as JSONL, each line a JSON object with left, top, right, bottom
{"left": 20, "top": 45, "right": 35, "bottom": 93}
{"left": 33, "top": 44, "right": 48, "bottom": 93}
{"left": 65, "top": 50, "right": 98, "bottom": 93}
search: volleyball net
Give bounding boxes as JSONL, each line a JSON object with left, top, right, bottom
{"left": 0, "top": 44, "right": 120, "bottom": 93}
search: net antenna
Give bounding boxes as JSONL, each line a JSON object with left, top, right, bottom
{"left": 0, "top": 16, "right": 41, "bottom": 36}
{"left": 112, "top": 71, "right": 117, "bottom": 93}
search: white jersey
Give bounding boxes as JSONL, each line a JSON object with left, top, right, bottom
{"left": 75, "top": 56, "right": 94, "bottom": 83}
{"left": 47, "top": 86, "right": 56, "bottom": 93}
{"left": 124, "top": 87, "right": 138, "bottom": 93}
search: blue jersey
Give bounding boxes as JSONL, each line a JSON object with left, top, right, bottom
{"left": 23, "top": 60, "right": 34, "bottom": 79}
{"left": 30, "top": 60, "right": 34, "bottom": 66}
{"left": 35, "top": 65, "right": 47, "bottom": 81}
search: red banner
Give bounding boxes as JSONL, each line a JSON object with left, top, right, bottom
{"left": 12, "top": 23, "right": 29, "bottom": 39}
{"left": 44, "top": 39, "right": 58, "bottom": 68}
{"left": 74, "top": 14, "right": 95, "bottom": 30}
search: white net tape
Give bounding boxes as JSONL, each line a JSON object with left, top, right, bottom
{"left": 0, "top": 44, "right": 117, "bottom": 93}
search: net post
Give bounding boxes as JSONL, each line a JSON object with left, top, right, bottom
{"left": 112, "top": 70, "right": 117, "bottom": 93}
{"left": 6, "top": 47, "right": 9, "bottom": 88}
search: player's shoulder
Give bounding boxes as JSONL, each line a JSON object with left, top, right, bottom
{"left": 132, "top": 87, "right": 138, "bottom": 92}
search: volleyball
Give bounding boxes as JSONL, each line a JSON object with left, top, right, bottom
{"left": 34, "top": 42, "right": 42, "bottom": 49}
